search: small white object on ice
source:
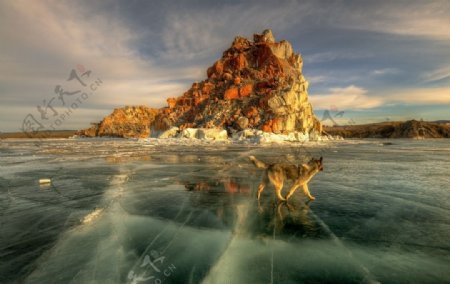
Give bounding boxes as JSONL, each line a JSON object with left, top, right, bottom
{"left": 39, "top": 178, "right": 51, "bottom": 184}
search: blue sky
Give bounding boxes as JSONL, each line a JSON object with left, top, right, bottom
{"left": 1, "top": 0, "right": 449, "bottom": 131}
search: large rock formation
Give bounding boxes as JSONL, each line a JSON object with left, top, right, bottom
{"left": 78, "top": 30, "right": 322, "bottom": 138}
{"left": 77, "top": 106, "right": 158, "bottom": 138}
{"left": 153, "top": 29, "right": 321, "bottom": 135}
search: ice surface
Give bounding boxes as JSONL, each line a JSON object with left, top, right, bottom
{"left": 0, "top": 138, "right": 449, "bottom": 283}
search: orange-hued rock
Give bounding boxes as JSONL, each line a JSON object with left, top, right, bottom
{"left": 224, "top": 87, "right": 239, "bottom": 100}
{"left": 231, "top": 36, "right": 251, "bottom": 50}
{"left": 194, "top": 95, "right": 208, "bottom": 106}
{"left": 77, "top": 124, "right": 98, "bottom": 137}
{"left": 244, "top": 106, "right": 259, "bottom": 118}
{"left": 254, "top": 29, "right": 275, "bottom": 44}
{"left": 167, "top": 98, "right": 177, "bottom": 109}
{"left": 222, "top": 72, "right": 233, "bottom": 81}
{"left": 202, "top": 82, "right": 215, "bottom": 94}
{"left": 77, "top": 106, "right": 159, "bottom": 138}
{"left": 207, "top": 60, "right": 224, "bottom": 78}
{"left": 191, "top": 82, "right": 200, "bottom": 90}
{"left": 78, "top": 29, "right": 322, "bottom": 137}
{"left": 235, "top": 53, "right": 248, "bottom": 70}
{"left": 271, "top": 118, "right": 283, "bottom": 133}
{"left": 261, "top": 120, "right": 273, "bottom": 132}
{"left": 239, "top": 83, "right": 253, "bottom": 97}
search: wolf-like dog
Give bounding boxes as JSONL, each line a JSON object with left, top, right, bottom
{"left": 249, "top": 156, "right": 323, "bottom": 201}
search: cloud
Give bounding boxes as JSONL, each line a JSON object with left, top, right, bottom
{"left": 304, "top": 51, "right": 373, "bottom": 64}
{"left": 385, "top": 87, "right": 450, "bottom": 105}
{"left": 0, "top": 0, "right": 201, "bottom": 130}
{"left": 310, "top": 85, "right": 384, "bottom": 110}
{"left": 421, "top": 67, "right": 450, "bottom": 83}
{"left": 306, "top": 75, "right": 327, "bottom": 84}
{"left": 327, "top": 1, "right": 450, "bottom": 40}
{"left": 310, "top": 84, "right": 450, "bottom": 112}
{"left": 372, "top": 68, "right": 400, "bottom": 76}
{"left": 159, "top": 1, "right": 313, "bottom": 61}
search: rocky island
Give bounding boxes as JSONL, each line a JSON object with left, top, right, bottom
{"left": 77, "top": 30, "right": 323, "bottom": 142}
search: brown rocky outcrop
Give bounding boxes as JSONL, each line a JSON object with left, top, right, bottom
{"left": 153, "top": 29, "right": 321, "bottom": 134}
{"left": 77, "top": 106, "right": 158, "bottom": 138}
{"left": 78, "top": 30, "right": 321, "bottom": 138}
{"left": 324, "top": 120, "right": 450, "bottom": 138}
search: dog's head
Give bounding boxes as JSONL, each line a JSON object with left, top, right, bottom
{"left": 309, "top": 156, "right": 324, "bottom": 171}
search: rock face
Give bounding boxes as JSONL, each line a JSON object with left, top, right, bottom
{"left": 78, "top": 30, "right": 322, "bottom": 138}
{"left": 153, "top": 29, "right": 321, "bottom": 135}
{"left": 77, "top": 106, "right": 158, "bottom": 138}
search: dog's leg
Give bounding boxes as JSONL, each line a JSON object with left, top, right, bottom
{"left": 257, "top": 172, "right": 268, "bottom": 200}
{"left": 275, "top": 181, "right": 285, "bottom": 201}
{"left": 268, "top": 170, "right": 285, "bottom": 201}
{"left": 257, "top": 183, "right": 265, "bottom": 200}
{"left": 302, "top": 184, "right": 315, "bottom": 200}
{"left": 285, "top": 183, "right": 301, "bottom": 200}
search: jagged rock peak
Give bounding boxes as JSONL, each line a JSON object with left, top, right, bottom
{"left": 155, "top": 29, "right": 321, "bottom": 135}
{"left": 254, "top": 29, "right": 276, "bottom": 43}
{"left": 78, "top": 30, "right": 322, "bottom": 138}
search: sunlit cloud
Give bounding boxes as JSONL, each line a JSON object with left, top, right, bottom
{"left": 0, "top": 0, "right": 199, "bottom": 129}
{"left": 310, "top": 85, "right": 384, "bottom": 110}
{"left": 385, "top": 87, "right": 450, "bottom": 105}
{"left": 311, "top": 85, "right": 450, "bottom": 111}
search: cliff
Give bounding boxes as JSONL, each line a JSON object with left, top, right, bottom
{"left": 78, "top": 30, "right": 321, "bottom": 138}
{"left": 324, "top": 120, "right": 450, "bottom": 138}
{"left": 153, "top": 29, "right": 321, "bottom": 135}
{"left": 77, "top": 106, "right": 158, "bottom": 138}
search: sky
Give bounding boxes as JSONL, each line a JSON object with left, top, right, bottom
{"left": 1, "top": 0, "right": 449, "bottom": 131}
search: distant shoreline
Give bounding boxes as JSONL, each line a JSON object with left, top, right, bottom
{"left": 0, "top": 130, "right": 77, "bottom": 139}
{"left": 324, "top": 120, "right": 450, "bottom": 139}
{"left": 2, "top": 120, "right": 450, "bottom": 140}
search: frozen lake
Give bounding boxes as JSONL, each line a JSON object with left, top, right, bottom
{"left": 1, "top": 138, "right": 449, "bottom": 283}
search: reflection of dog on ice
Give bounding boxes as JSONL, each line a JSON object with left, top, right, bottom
{"left": 249, "top": 156, "right": 323, "bottom": 201}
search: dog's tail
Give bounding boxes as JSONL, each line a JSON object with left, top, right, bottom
{"left": 249, "top": 156, "right": 268, "bottom": 169}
